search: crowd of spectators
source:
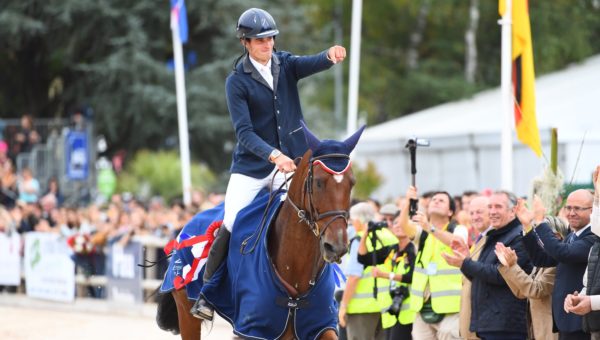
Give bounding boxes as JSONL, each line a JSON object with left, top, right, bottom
{"left": 0, "top": 113, "right": 227, "bottom": 298}
{"left": 336, "top": 165, "right": 600, "bottom": 340}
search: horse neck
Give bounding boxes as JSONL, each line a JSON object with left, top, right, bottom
{"left": 269, "top": 172, "right": 323, "bottom": 296}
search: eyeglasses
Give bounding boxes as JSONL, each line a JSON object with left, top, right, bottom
{"left": 564, "top": 206, "right": 592, "bottom": 213}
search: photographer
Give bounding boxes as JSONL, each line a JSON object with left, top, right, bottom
{"left": 399, "top": 186, "right": 467, "bottom": 339}
{"left": 339, "top": 202, "right": 398, "bottom": 340}
{"left": 359, "top": 212, "right": 417, "bottom": 340}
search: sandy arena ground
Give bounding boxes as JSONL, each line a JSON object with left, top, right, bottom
{"left": 0, "top": 294, "right": 235, "bottom": 340}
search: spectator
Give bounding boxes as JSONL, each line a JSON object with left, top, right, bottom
{"left": 520, "top": 189, "right": 599, "bottom": 339}
{"left": 564, "top": 166, "right": 600, "bottom": 339}
{"left": 398, "top": 186, "right": 467, "bottom": 340}
{"left": 459, "top": 190, "right": 482, "bottom": 246}
{"left": 339, "top": 202, "right": 397, "bottom": 340}
{"left": 459, "top": 195, "right": 491, "bottom": 340}
{"left": 17, "top": 167, "right": 40, "bottom": 204}
{"left": 10, "top": 114, "right": 40, "bottom": 159}
{"left": 444, "top": 190, "right": 533, "bottom": 340}
{"left": 41, "top": 176, "right": 63, "bottom": 207}
{"left": 0, "top": 161, "right": 18, "bottom": 208}
{"left": 373, "top": 214, "right": 417, "bottom": 340}
{"left": 379, "top": 202, "right": 400, "bottom": 227}
{"left": 0, "top": 140, "right": 13, "bottom": 176}
{"left": 496, "top": 209, "right": 568, "bottom": 340}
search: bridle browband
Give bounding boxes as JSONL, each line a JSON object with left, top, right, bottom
{"left": 285, "top": 153, "right": 351, "bottom": 238}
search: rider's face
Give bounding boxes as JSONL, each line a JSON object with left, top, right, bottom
{"left": 243, "top": 37, "right": 274, "bottom": 64}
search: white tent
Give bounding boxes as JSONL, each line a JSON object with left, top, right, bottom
{"left": 354, "top": 55, "right": 600, "bottom": 200}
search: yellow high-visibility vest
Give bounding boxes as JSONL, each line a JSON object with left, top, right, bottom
{"left": 381, "top": 249, "right": 417, "bottom": 328}
{"left": 409, "top": 225, "right": 462, "bottom": 314}
{"left": 347, "top": 228, "right": 398, "bottom": 314}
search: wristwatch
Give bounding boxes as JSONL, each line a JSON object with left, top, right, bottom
{"left": 429, "top": 225, "right": 436, "bottom": 234}
{"left": 269, "top": 149, "right": 282, "bottom": 163}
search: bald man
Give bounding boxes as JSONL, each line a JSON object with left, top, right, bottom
{"left": 521, "top": 190, "right": 600, "bottom": 339}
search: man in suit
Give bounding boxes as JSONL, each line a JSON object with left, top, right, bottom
{"left": 565, "top": 166, "right": 600, "bottom": 339}
{"left": 520, "top": 189, "right": 600, "bottom": 339}
{"left": 459, "top": 195, "right": 491, "bottom": 340}
{"left": 443, "top": 191, "right": 532, "bottom": 340}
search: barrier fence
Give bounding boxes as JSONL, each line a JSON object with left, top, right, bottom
{"left": 0, "top": 232, "right": 168, "bottom": 303}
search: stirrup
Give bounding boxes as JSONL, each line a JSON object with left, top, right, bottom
{"left": 190, "top": 297, "right": 214, "bottom": 321}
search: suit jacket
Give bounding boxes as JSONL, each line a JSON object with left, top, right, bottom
{"left": 460, "top": 234, "right": 487, "bottom": 340}
{"left": 523, "top": 223, "right": 600, "bottom": 333}
{"left": 226, "top": 50, "right": 333, "bottom": 178}
{"left": 461, "top": 218, "right": 533, "bottom": 334}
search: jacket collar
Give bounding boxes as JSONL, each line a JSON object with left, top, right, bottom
{"left": 242, "top": 53, "right": 280, "bottom": 93}
{"left": 487, "top": 217, "right": 521, "bottom": 238}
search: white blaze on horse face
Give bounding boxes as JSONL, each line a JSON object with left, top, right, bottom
{"left": 333, "top": 174, "right": 344, "bottom": 183}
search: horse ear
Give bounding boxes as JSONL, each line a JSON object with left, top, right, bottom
{"left": 343, "top": 125, "right": 366, "bottom": 152}
{"left": 301, "top": 121, "right": 321, "bottom": 151}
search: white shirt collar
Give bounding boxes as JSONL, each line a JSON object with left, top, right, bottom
{"left": 574, "top": 224, "right": 591, "bottom": 237}
{"left": 249, "top": 56, "right": 271, "bottom": 74}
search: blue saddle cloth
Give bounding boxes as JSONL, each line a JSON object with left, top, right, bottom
{"left": 161, "top": 190, "right": 339, "bottom": 340}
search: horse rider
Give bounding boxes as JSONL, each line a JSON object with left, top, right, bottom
{"left": 190, "top": 7, "right": 347, "bottom": 320}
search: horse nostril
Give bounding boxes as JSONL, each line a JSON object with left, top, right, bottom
{"left": 323, "top": 242, "right": 335, "bottom": 254}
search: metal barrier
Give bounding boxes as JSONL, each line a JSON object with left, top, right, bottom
{"left": 1, "top": 117, "right": 96, "bottom": 205}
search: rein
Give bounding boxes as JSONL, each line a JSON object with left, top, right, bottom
{"left": 285, "top": 153, "right": 351, "bottom": 238}
{"left": 240, "top": 152, "right": 351, "bottom": 291}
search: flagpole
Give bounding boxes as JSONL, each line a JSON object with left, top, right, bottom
{"left": 500, "top": 0, "right": 513, "bottom": 191}
{"left": 171, "top": 11, "right": 192, "bottom": 206}
{"left": 346, "top": 0, "right": 362, "bottom": 136}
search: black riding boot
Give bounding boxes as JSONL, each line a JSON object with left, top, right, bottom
{"left": 190, "top": 227, "right": 231, "bottom": 320}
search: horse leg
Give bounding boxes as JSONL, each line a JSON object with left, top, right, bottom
{"left": 172, "top": 288, "right": 201, "bottom": 340}
{"left": 318, "top": 329, "right": 338, "bottom": 340}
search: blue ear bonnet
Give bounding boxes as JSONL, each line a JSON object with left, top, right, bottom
{"left": 300, "top": 121, "right": 365, "bottom": 173}
{"left": 312, "top": 141, "right": 351, "bottom": 173}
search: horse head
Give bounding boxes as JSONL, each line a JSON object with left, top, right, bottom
{"left": 287, "top": 122, "right": 365, "bottom": 264}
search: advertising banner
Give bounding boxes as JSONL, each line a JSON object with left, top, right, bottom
{"left": 0, "top": 232, "right": 21, "bottom": 286}
{"left": 106, "top": 241, "right": 143, "bottom": 304}
{"left": 65, "top": 131, "right": 89, "bottom": 180}
{"left": 24, "top": 232, "right": 75, "bottom": 302}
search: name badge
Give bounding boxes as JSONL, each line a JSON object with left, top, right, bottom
{"left": 426, "top": 262, "right": 438, "bottom": 275}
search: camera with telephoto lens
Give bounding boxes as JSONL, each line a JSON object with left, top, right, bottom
{"left": 387, "top": 285, "right": 409, "bottom": 316}
{"left": 367, "top": 220, "right": 388, "bottom": 232}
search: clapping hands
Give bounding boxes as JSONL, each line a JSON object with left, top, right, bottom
{"left": 441, "top": 238, "right": 469, "bottom": 268}
{"left": 494, "top": 242, "right": 517, "bottom": 267}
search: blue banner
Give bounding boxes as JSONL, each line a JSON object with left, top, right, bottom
{"left": 65, "top": 131, "right": 89, "bottom": 180}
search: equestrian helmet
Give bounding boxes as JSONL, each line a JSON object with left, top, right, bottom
{"left": 236, "top": 8, "right": 279, "bottom": 39}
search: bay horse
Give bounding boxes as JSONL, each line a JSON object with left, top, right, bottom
{"left": 157, "top": 124, "right": 364, "bottom": 340}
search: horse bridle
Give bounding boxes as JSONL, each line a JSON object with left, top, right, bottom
{"left": 285, "top": 153, "right": 351, "bottom": 238}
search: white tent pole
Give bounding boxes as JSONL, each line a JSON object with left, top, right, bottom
{"left": 171, "top": 11, "right": 192, "bottom": 206}
{"left": 346, "top": 0, "right": 362, "bottom": 136}
{"left": 500, "top": 0, "right": 513, "bottom": 191}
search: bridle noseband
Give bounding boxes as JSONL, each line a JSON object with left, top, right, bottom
{"left": 286, "top": 153, "right": 351, "bottom": 238}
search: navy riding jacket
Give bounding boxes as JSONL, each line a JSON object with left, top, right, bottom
{"left": 226, "top": 50, "right": 334, "bottom": 178}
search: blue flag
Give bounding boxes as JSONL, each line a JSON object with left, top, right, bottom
{"left": 170, "top": 0, "right": 188, "bottom": 44}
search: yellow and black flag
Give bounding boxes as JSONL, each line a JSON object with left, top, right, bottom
{"left": 499, "top": 0, "right": 542, "bottom": 157}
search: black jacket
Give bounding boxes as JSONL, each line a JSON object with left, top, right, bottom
{"left": 461, "top": 218, "right": 533, "bottom": 335}
{"left": 523, "top": 223, "right": 599, "bottom": 333}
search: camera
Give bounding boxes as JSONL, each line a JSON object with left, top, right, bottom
{"left": 367, "top": 220, "right": 388, "bottom": 232}
{"left": 387, "top": 285, "right": 409, "bottom": 316}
